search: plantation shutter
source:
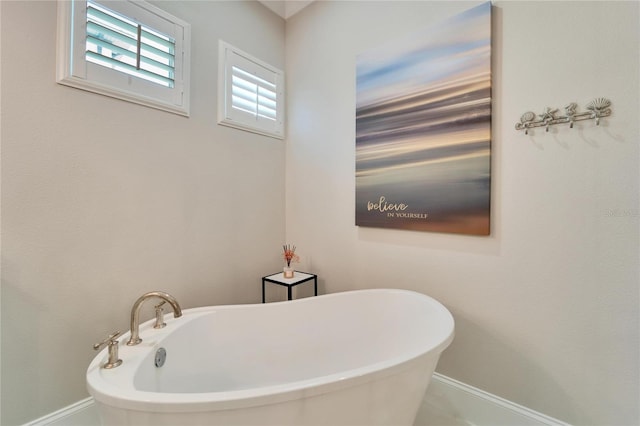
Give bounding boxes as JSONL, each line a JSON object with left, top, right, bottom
{"left": 57, "top": 0, "right": 191, "bottom": 116}
{"left": 231, "top": 66, "right": 277, "bottom": 121}
{"left": 86, "top": 0, "right": 176, "bottom": 88}
{"left": 218, "top": 41, "right": 284, "bottom": 139}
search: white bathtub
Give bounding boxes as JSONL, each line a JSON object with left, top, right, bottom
{"left": 87, "top": 289, "right": 454, "bottom": 425}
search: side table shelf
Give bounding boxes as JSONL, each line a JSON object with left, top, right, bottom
{"left": 262, "top": 271, "right": 318, "bottom": 303}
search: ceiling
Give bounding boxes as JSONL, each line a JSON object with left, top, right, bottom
{"left": 258, "top": 0, "right": 315, "bottom": 19}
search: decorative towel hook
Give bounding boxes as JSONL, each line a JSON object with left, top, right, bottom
{"left": 515, "top": 98, "right": 612, "bottom": 134}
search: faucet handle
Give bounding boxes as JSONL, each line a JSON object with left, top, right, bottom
{"left": 93, "top": 331, "right": 123, "bottom": 369}
{"left": 93, "top": 331, "right": 122, "bottom": 351}
{"left": 153, "top": 301, "right": 167, "bottom": 329}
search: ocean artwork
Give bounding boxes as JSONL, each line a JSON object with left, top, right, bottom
{"left": 355, "top": 2, "right": 492, "bottom": 235}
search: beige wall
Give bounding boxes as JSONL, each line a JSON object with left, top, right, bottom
{"left": 286, "top": 1, "right": 639, "bottom": 425}
{"left": 2, "top": 1, "right": 639, "bottom": 425}
{"left": 0, "top": 1, "right": 285, "bottom": 424}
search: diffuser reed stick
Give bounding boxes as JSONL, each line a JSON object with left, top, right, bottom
{"left": 283, "top": 245, "right": 299, "bottom": 267}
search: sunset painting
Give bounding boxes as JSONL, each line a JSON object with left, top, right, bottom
{"left": 355, "top": 2, "right": 492, "bottom": 235}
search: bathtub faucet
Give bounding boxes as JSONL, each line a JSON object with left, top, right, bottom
{"left": 126, "top": 291, "right": 182, "bottom": 346}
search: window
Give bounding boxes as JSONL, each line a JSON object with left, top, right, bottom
{"left": 57, "top": 0, "right": 191, "bottom": 116}
{"left": 218, "top": 41, "right": 284, "bottom": 139}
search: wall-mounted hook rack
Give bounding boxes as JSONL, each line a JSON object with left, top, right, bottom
{"left": 515, "top": 98, "right": 612, "bottom": 134}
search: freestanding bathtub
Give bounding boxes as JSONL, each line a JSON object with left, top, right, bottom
{"left": 87, "top": 289, "right": 454, "bottom": 426}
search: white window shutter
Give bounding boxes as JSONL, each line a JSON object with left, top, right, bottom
{"left": 218, "top": 40, "right": 284, "bottom": 139}
{"left": 56, "top": 0, "right": 191, "bottom": 116}
{"left": 86, "top": 0, "right": 176, "bottom": 88}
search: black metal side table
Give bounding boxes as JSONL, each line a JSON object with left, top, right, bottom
{"left": 262, "top": 271, "right": 318, "bottom": 303}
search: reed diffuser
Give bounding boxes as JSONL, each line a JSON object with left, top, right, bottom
{"left": 282, "top": 244, "right": 299, "bottom": 278}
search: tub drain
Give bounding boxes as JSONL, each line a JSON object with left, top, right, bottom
{"left": 154, "top": 347, "right": 167, "bottom": 368}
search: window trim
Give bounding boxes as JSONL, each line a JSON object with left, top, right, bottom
{"left": 56, "top": 0, "right": 191, "bottom": 116}
{"left": 217, "top": 40, "right": 285, "bottom": 139}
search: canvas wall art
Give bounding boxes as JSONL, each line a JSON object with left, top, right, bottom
{"left": 355, "top": 2, "right": 492, "bottom": 235}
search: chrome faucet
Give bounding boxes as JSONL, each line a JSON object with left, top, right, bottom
{"left": 127, "top": 291, "right": 182, "bottom": 346}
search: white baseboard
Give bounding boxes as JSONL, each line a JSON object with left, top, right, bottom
{"left": 416, "top": 373, "right": 571, "bottom": 426}
{"left": 23, "top": 397, "right": 99, "bottom": 426}
{"left": 24, "top": 374, "right": 570, "bottom": 426}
